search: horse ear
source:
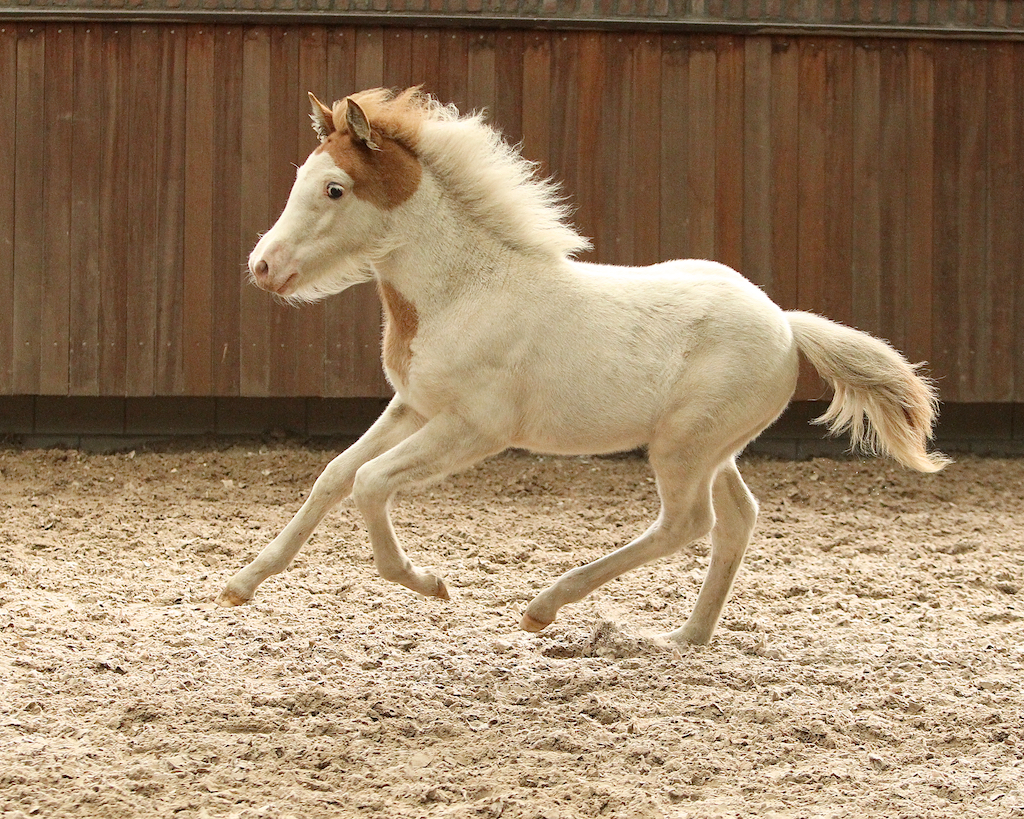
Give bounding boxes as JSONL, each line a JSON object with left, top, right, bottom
{"left": 308, "top": 92, "right": 335, "bottom": 143}
{"left": 345, "top": 97, "right": 381, "bottom": 152}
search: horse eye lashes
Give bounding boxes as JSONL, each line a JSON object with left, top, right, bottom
{"left": 326, "top": 182, "right": 345, "bottom": 199}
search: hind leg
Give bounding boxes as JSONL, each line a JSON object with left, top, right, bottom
{"left": 661, "top": 458, "right": 758, "bottom": 645}
{"left": 521, "top": 447, "right": 718, "bottom": 633}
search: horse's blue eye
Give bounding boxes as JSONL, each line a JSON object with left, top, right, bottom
{"left": 326, "top": 182, "right": 345, "bottom": 200}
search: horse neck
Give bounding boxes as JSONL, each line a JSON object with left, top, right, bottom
{"left": 372, "top": 176, "right": 524, "bottom": 308}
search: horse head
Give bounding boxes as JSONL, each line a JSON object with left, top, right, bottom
{"left": 247, "top": 92, "right": 422, "bottom": 302}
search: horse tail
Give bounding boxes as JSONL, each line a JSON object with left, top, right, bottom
{"left": 786, "top": 311, "right": 950, "bottom": 473}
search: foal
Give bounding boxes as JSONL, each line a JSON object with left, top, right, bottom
{"left": 217, "top": 88, "right": 947, "bottom": 644}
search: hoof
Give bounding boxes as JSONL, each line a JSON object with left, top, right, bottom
{"left": 519, "top": 612, "right": 552, "bottom": 633}
{"left": 216, "top": 588, "right": 250, "bottom": 607}
{"left": 433, "top": 577, "right": 450, "bottom": 601}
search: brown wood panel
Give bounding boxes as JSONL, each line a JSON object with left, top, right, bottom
{"left": 434, "top": 28, "right": 469, "bottom": 110}
{"left": 124, "top": 25, "right": 159, "bottom": 395}
{"left": 153, "top": 27, "right": 187, "bottom": 395}
{"left": 13, "top": 26, "right": 46, "bottom": 393}
{"left": 238, "top": 26, "right": 273, "bottom": 396}
{"left": 630, "top": 34, "right": 662, "bottom": 267}
{"left": 39, "top": 25, "right": 74, "bottom": 395}
{"left": 659, "top": 37, "right": 690, "bottom": 263}
{"left": 714, "top": 36, "right": 744, "bottom": 272}
{"left": 741, "top": 36, "right": 773, "bottom": 291}
{"left": 769, "top": 38, "right": 799, "bottom": 313}
{"left": 210, "top": 25, "right": 244, "bottom": 396}
{"left": 1, "top": 23, "right": 1022, "bottom": 403}
{"left": 466, "top": 30, "right": 497, "bottom": 113}
{"left": 183, "top": 25, "right": 215, "bottom": 395}
{"left": 686, "top": 39, "right": 717, "bottom": 260}
{"left": 0, "top": 25, "right": 14, "bottom": 392}
{"left": 986, "top": 41, "right": 1020, "bottom": 401}
{"left": 520, "top": 32, "right": 552, "bottom": 175}
{"left": 851, "top": 40, "right": 883, "bottom": 334}
{"left": 878, "top": 41, "right": 911, "bottom": 350}
{"left": 905, "top": 40, "right": 934, "bottom": 368}
{"left": 494, "top": 31, "right": 525, "bottom": 147}
{"left": 821, "top": 39, "right": 854, "bottom": 328}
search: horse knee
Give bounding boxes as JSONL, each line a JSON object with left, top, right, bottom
{"left": 351, "top": 462, "right": 390, "bottom": 511}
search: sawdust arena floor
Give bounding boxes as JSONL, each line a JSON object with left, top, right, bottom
{"left": 1, "top": 441, "right": 1022, "bottom": 818}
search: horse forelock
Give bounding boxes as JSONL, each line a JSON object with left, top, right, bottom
{"left": 322, "top": 87, "right": 589, "bottom": 259}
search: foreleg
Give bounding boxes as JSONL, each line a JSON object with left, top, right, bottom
{"left": 216, "top": 398, "right": 425, "bottom": 606}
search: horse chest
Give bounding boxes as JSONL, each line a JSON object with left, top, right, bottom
{"left": 378, "top": 281, "right": 418, "bottom": 387}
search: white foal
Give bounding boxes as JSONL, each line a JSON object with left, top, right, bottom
{"left": 217, "top": 87, "right": 948, "bottom": 644}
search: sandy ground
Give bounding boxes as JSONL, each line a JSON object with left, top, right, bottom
{"left": 1, "top": 440, "right": 1022, "bottom": 818}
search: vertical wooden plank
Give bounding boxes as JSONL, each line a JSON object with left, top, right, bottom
{"left": 355, "top": 26, "right": 384, "bottom": 89}
{"left": 714, "top": 35, "right": 744, "bottom": 271}
{"left": 211, "top": 25, "right": 243, "bottom": 396}
{"left": 13, "top": 25, "right": 46, "bottom": 394}
{"left": 796, "top": 40, "right": 827, "bottom": 315}
{"left": 742, "top": 36, "right": 773, "bottom": 290}
{"left": 851, "top": 39, "right": 882, "bottom": 335}
{"left": 631, "top": 33, "right": 662, "bottom": 267}
{"left": 39, "top": 25, "right": 74, "bottom": 395}
{"left": 931, "top": 42, "right": 960, "bottom": 401}
{"left": 435, "top": 28, "right": 469, "bottom": 110}
{"left": 906, "top": 40, "right": 934, "bottom": 369}
{"left": 769, "top": 38, "right": 799, "bottom": 312}
{"left": 125, "top": 25, "right": 160, "bottom": 395}
{"left": 183, "top": 25, "right": 215, "bottom": 395}
{"left": 520, "top": 32, "right": 552, "bottom": 174}
{"left": 0, "top": 25, "right": 14, "bottom": 392}
{"left": 686, "top": 38, "right": 717, "bottom": 260}
{"left": 153, "top": 25, "right": 187, "bottom": 395}
{"left": 822, "top": 38, "right": 854, "bottom": 328}
{"left": 660, "top": 36, "right": 690, "bottom": 262}
{"left": 547, "top": 32, "right": 583, "bottom": 248}
{"left": 953, "top": 43, "right": 989, "bottom": 401}
{"left": 466, "top": 30, "right": 497, "bottom": 113}
{"left": 572, "top": 32, "right": 604, "bottom": 260}
{"left": 494, "top": 30, "right": 524, "bottom": 146}
{"left": 595, "top": 34, "right": 627, "bottom": 264}
{"left": 383, "top": 27, "right": 413, "bottom": 89}
{"left": 410, "top": 28, "right": 441, "bottom": 98}
{"left": 97, "top": 24, "right": 130, "bottom": 395}
{"left": 238, "top": 26, "right": 272, "bottom": 396}
{"left": 878, "top": 41, "right": 910, "bottom": 348}
{"left": 986, "top": 41, "right": 1018, "bottom": 401}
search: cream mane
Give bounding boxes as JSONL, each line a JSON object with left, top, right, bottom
{"left": 333, "top": 88, "right": 591, "bottom": 260}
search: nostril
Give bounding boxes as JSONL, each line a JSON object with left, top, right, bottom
{"left": 253, "top": 259, "right": 269, "bottom": 279}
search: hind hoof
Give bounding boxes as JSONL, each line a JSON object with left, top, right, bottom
{"left": 216, "top": 588, "right": 251, "bottom": 607}
{"left": 520, "top": 612, "right": 552, "bottom": 633}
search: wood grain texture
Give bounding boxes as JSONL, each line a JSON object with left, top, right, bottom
{"left": 1, "top": 24, "right": 1020, "bottom": 404}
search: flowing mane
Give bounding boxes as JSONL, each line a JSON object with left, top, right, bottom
{"left": 333, "top": 88, "right": 591, "bottom": 260}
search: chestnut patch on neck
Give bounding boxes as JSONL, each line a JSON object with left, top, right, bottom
{"left": 378, "top": 281, "right": 418, "bottom": 385}
{"left": 318, "top": 133, "right": 421, "bottom": 210}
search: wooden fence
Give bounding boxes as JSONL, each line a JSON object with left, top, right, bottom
{"left": 1, "top": 22, "right": 1022, "bottom": 402}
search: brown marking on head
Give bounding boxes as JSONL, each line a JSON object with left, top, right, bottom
{"left": 377, "top": 280, "right": 418, "bottom": 386}
{"left": 312, "top": 89, "right": 425, "bottom": 210}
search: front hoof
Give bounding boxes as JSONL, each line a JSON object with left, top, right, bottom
{"left": 433, "top": 576, "right": 450, "bottom": 601}
{"left": 520, "top": 612, "right": 552, "bottom": 633}
{"left": 216, "top": 587, "right": 251, "bottom": 607}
